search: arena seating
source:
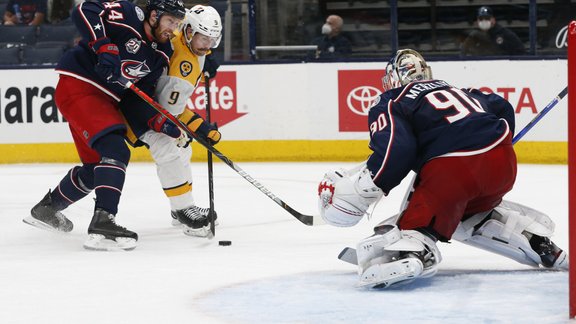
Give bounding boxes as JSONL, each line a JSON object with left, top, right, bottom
{"left": 0, "top": 24, "right": 76, "bottom": 66}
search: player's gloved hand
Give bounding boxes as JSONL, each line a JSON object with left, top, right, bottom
{"left": 148, "top": 113, "right": 180, "bottom": 137}
{"left": 199, "top": 121, "right": 221, "bottom": 145}
{"left": 318, "top": 167, "right": 383, "bottom": 227}
{"left": 148, "top": 114, "right": 192, "bottom": 148}
{"left": 203, "top": 53, "right": 219, "bottom": 79}
{"left": 90, "top": 37, "right": 121, "bottom": 83}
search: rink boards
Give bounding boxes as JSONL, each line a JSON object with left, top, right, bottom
{"left": 0, "top": 60, "right": 568, "bottom": 163}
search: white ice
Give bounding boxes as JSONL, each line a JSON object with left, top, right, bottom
{"left": 0, "top": 162, "right": 570, "bottom": 323}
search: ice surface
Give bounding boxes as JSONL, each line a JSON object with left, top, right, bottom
{"left": 0, "top": 162, "right": 570, "bottom": 323}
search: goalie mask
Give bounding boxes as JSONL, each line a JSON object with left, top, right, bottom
{"left": 182, "top": 5, "right": 222, "bottom": 51}
{"left": 382, "top": 49, "right": 432, "bottom": 92}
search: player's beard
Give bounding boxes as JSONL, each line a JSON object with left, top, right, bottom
{"left": 150, "top": 19, "right": 174, "bottom": 44}
{"left": 153, "top": 26, "right": 173, "bottom": 43}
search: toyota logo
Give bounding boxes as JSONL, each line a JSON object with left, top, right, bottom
{"left": 347, "top": 86, "right": 381, "bottom": 116}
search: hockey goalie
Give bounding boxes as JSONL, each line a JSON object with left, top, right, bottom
{"left": 317, "top": 49, "right": 568, "bottom": 289}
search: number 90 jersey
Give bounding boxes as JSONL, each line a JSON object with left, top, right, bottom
{"left": 154, "top": 30, "right": 209, "bottom": 115}
{"left": 366, "top": 79, "right": 515, "bottom": 194}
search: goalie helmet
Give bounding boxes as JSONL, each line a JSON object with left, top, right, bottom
{"left": 182, "top": 5, "right": 222, "bottom": 49}
{"left": 146, "top": 0, "right": 186, "bottom": 19}
{"left": 382, "top": 49, "right": 432, "bottom": 92}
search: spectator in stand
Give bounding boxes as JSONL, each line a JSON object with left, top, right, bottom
{"left": 3, "top": 0, "right": 46, "bottom": 26}
{"left": 311, "top": 14, "right": 351, "bottom": 59}
{"left": 461, "top": 6, "right": 526, "bottom": 56}
{"left": 46, "top": 0, "right": 76, "bottom": 24}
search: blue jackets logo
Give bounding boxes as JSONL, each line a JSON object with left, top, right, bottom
{"left": 121, "top": 60, "right": 151, "bottom": 80}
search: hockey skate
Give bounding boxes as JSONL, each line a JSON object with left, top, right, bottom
{"left": 23, "top": 190, "right": 73, "bottom": 233}
{"left": 172, "top": 206, "right": 217, "bottom": 238}
{"left": 356, "top": 226, "right": 441, "bottom": 289}
{"left": 83, "top": 208, "right": 138, "bottom": 251}
{"left": 529, "top": 234, "right": 568, "bottom": 270}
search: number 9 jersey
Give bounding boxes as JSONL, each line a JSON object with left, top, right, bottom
{"left": 154, "top": 29, "right": 210, "bottom": 115}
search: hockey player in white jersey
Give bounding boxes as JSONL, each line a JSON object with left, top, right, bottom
{"left": 138, "top": 5, "right": 222, "bottom": 238}
{"left": 317, "top": 49, "right": 568, "bottom": 288}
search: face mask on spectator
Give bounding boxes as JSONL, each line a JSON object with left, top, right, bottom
{"left": 321, "top": 23, "right": 332, "bottom": 35}
{"left": 478, "top": 20, "right": 491, "bottom": 31}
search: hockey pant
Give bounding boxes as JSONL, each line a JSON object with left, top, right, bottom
{"left": 140, "top": 130, "right": 195, "bottom": 211}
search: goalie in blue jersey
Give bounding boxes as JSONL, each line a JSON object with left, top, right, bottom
{"left": 318, "top": 49, "right": 568, "bottom": 288}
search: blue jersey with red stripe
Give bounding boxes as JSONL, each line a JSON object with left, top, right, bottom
{"left": 366, "top": 79, "right": 515, "bottom": 194}
{"left": 56, "top": 0, "right": 172, "bottom": 101}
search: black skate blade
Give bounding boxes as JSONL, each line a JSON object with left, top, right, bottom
{"left": 22, "top": 216, "right": 72, "bottom": 233}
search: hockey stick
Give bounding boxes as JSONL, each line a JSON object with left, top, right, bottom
{"left": 204, "top": 74, "right": 216, "bottom": 237}
{"left": 118, "top": 77, "right": 319, "bottom": 226}
{"left": 512, "top": 86, "right": 567, "bottom": 144}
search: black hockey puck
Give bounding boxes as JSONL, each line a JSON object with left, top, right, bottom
{"left": 218, "top": 240, "right": 232, "bottom": 246}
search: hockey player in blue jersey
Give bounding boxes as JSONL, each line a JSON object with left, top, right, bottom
{"left": 25, "top": 0, "right": 187, "bottom": 251}
{"left": 318, "top": 49, "right": 567, "bottom": 288}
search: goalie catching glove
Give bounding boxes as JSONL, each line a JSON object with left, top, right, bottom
{"left": 318, "top": 165, "right": 383, "bottom": 227}
{"left": 178, "top": 108, "right": 221, "bottom": 145}
{"left": 147, "top": 114, "right": 191, "bottom": 148}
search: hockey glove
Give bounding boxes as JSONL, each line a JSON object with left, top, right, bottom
{"left": 318, "top": 167, "right": 383, "bottom": 227}
{"left": 178, "top": 109, "right": 222, "bottom": 145}
{"left": 203, "top": 53, "right": 219, "bottom": 79}
{"left": 148, "top": 114, "right": 191, "bottom": 148}
{"left": 90, "top": 37, "right": 121, "bottom": 83}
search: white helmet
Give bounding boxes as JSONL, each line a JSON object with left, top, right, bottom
{"left": 382, "top": 49, "right": 432, "bottom": 91}
{"left": 182, "top": 5, "right": 222, "bottom": 49}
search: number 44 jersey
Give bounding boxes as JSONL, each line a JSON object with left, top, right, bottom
{"left": 366, "top": 79, "right": 516, "bottom": 193}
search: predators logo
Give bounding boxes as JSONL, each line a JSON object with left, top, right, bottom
{"left": 180, "top": 61, "right": 193, "bottom": 77}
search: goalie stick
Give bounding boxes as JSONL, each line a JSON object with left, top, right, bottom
{"left": 339, "top": 87, "right": 569, "bottom": 265}
{"left": 512, "top": 86, "right": 567, "bottom": 144}
{"left": 118, "top": 77, "right": 321, "bottom": 226}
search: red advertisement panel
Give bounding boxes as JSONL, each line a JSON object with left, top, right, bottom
{"left": 187, "top": 71, "right": 245, "bottom": 127}
{"left": 338, "top": 69, "right": 385, "bottom": 132}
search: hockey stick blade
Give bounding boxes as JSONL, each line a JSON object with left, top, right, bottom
{"left": 119, "top": 77, "right": 320, "bottom": 226}
{"left": 338, "top": 247, "right": 358, "bottom": 265}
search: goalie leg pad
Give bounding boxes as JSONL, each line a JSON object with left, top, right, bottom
{"left": 453, "top": 200, "right": 567, "bottom": 269}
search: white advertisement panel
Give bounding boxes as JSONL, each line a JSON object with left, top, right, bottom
{"left": 0, "top": 60, "right": 567, "bottom": 144}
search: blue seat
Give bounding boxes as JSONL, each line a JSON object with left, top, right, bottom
{"left": 36, "top": 24, "right": 78, "bottom": 49}
{"left": 22, "top": 46, "right": 64, "bottom": 65}
{"left": 0, "top": 47, "right": 21, "bottom": 65}
{"left": 0, "top": 25, "right": 37, "bottom": 46}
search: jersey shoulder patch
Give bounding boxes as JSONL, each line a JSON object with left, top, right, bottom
{"left": 179, "top": 61, "right": 193, "bottom": 77}
{"left": 135, "top": 6, "right": 145, "bottom": 21}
